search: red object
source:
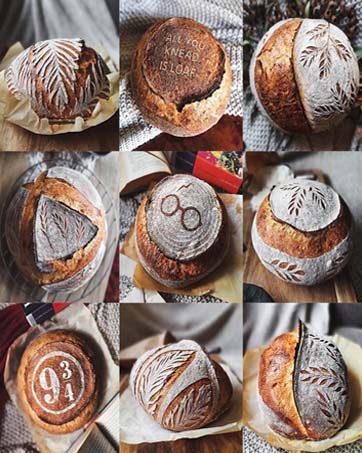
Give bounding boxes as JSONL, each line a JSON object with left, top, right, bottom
{"left": 193, "top": 152, "right": 242, "bottom": 194}
{"left": 0, "top": 305, "right": 29, "bottom": 413}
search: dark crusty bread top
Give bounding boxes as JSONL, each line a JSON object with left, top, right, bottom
{"left": 143, "top": 17, "right": 225, "bottom": 111}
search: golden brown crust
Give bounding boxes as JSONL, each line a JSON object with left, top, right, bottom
{"left": 255, "top": 194, "right": 351, "bottom": 259}
{"left": 135, "top": 191, "right": 229, "bottom": 287}
{"left": 13, "top": 170, "right": 106, "bottom": 287}
{"left": 131, "top": 17, "right": 232, "bottom": 137}
{"left": 258, "top": 330, "right": 308, "bottom": 439}
{"left": 213, "top": 360, "right": 233, "bottom": 415}
{"left": 17, "top": 330, "right": 99, "bottom": 434}
{"left": 254, "top": 19, "right": 310, "bottom": 134}
{"left": 28, "top": 42, "right": 109, "bottom": 122}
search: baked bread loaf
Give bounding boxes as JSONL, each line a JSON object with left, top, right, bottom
{"left": 250, "top": 19, "right": 359, "bottom": 134}
{"left": 258, "top": 321, "right": 350, "bottom": 440}
{"left": 5, "top": 38, "right": 110, "bottom": 122}
{"left": 252, "top": 179, "right": 353, "bottom": 285}
{"left": 5, "top": 167, "right": 107, "bottom": 292}
{"left": 17, "top": 330, "right": 99, "bottom": 434}
{"left": 135, "top": 174, "right": 229, "bottom": 288}
{"left": 130, "top": 339, "right": 232, "bottom": 431}
{"left": 131, "top": 17, "right": 232, "bottom": 137}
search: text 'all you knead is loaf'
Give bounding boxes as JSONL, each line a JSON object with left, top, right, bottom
{"left": 5, "top": 167, "right": 107, "bottom": 292}
{"left": 252, "top": 179, "right": 353, "bottom": 285}
{"left": 131, "top": 17, "right": 232, "bottom": 137}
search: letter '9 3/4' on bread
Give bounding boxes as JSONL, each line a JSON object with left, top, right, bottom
{"left": 258, "top": 321, "right": 350, "bottom": 441}
{"left": 250, "top": 19, "right": 360, "bottom": 134}
{"left": 17, "top": 330, "right": 99, "bottom": 434}
{"left": 131, "top": 17, "right": 232, "bottom": 137}
{"left": 130, "top": 339, "right": 233, "bottom": 431}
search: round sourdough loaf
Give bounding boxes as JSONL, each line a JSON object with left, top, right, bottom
{"left": 131, "top": 17, "right": 232, "bottom": 137}
{"left": 5, "top": 38, "right": 110, "bottom": 122}
{"left": 252, "top": 179, "right": 353, "bottom": 286}
{"left": 5, "top": 167, "right": 107, "bottom": 292}
{"left": 258, "top": 321, "right": 350, "bottom": 440}
{"left": 17, "top": 330, "right": 99, "bottom": 434}
{"left": 130, "top": 340, "right": 233, "bottom": 431}
{"left": 135, "top": 174, "right": 229, "bottom": 288}
{"left": 250, "top": 19, "right": 360, "bottom": 134}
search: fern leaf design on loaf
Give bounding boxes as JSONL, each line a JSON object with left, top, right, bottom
{"left": 164, "top": 384, "right": 212, "bottom": 430}
{"left": 315, "top": 80, "right": 359, "bottom": 120}
{"left": 267, "top": 260, "right": 306, "bottom": 283}
{"left": 139, "top": 350, "right": 194, "bottom": 415}
{"left": 32, "top": 40, "right": 82, "bottom": 113}
{"left": 130, "top": 340, "right": 232, "bottom": 432}
{"left": 301, "top": 23, "right": 352, "bottom": 80}
{"left": 5, "top": 39, "right": 110, "bottom": 122}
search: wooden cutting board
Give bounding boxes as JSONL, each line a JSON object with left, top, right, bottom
{"left": 244, "top": 170, "right": 357, "bottom": 303}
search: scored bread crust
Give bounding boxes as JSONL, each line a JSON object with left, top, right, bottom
{"left": 255, "top": 194, "right": 352, "bottom": 259}
{"left": 130, "top": 340, "right": 233, "bottom": 431}
{"left": 252, "top": 19, "right": 309, "bottom": 134}
{"left": 258, "top": 329, "right": 308, "bottom": 439}
{"left": 135, "top": 188, "right": 230, "bottom": 288}
{"left": 5, "top": 169, "right": 107, "bottom": 289}
{"left": 258, "top": 323, "right": 350, "bottom": 440}
{"left": 131, "top": 17, "right": 232, "bottom": 137}
{"left": 6, "top": 39, "right": 110, "bottom": 123}
{"left": 17, "top": 330, "right": 99, "bottom": 434}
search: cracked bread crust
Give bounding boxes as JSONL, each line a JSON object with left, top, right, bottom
{"left": 131, "top": 17, "right": 232, "bottom": 137}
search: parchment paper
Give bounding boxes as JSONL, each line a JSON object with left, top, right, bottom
{"left": 120, "top": 364, "right": 243, "bottom": 444}
{"left": 242, "top": 335, "right": 362, "bottom": 452}
{"left": 0, "top": 42, "right": 119, "bottom": 135}
{"left": 121, "top": 194, "right": 243, "bottom": 303}
{"left": 4, "top": 303, "right": 119, "bottom": 453}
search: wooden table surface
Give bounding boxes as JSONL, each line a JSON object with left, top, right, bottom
{"left": 0, "top": 114, "right": 119, "bottom": 152}
{"left": 137, "top": 115, "right": 243, "bottom": 152}
{"left": 0, "top": 152, "right": 120, "bottom": 303}
{"left": 121, "top": 431, "right": 242, "bottom": 453}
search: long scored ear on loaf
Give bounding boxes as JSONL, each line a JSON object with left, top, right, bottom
{"left": 293, "top": 321, "right": 350, "bottom": 440}
{"left": 130, "top": 340, "right": 231, "bottom": 431}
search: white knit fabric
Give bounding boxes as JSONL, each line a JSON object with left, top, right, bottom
{"left": 119, "top": 0, "right": 243, "bottom": 151}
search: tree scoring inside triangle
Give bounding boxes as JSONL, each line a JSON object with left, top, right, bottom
{"left": 34, "top": 194, "right": 98, "bottom": 271}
